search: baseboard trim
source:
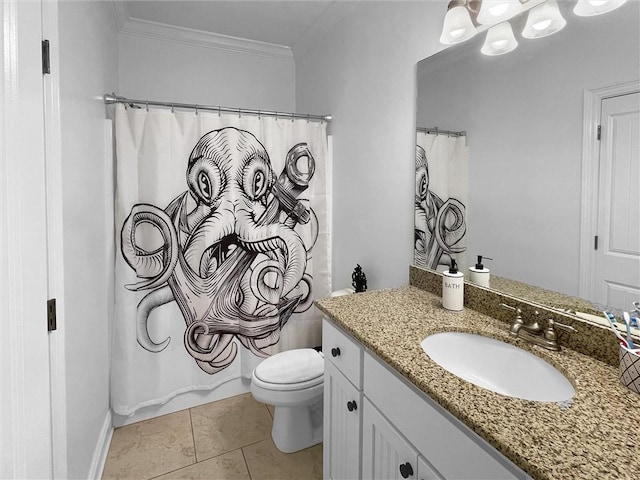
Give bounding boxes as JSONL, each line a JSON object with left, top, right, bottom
{"left": 88, "top": 410, "right": 114, "bottom": 480}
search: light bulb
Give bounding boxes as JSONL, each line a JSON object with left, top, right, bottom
{"left": 522, "top": 0, "right": 566, "bottom": 39}
{"left": 532, "top": 19, "right": 552, "bottom": 31}
{"left": 481, "top": 22, "right": 518, "bottom": 55}
{"left": 492, "top": 39, "right": 508, "bottom": 49}
{"left": 440, "top": 4, "right": 477, "bottom": 44}
{"left": 573, "top": 0, "right": 627, "bottom": 16}
{"left": 477, "top": 0, "right": 522, "bottom": 25}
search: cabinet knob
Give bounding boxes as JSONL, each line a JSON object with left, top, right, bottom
{"left": 346, "top": 400, "right": 357, "bottom": 412}
{"left": 399, "top": 462, "right": 414, "bottom": 478}
{"left": 331, "top": 347, "right": 341, "bottom": 357}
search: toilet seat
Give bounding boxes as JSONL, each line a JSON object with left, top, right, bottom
{"left": 253, "top": 349, "right": 324, "bottom": 391}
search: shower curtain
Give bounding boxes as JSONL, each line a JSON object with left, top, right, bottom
{"left": 414, "top": 132, "right": 468, "bottom": 272}
{"left": 112, "top": 104, "right": 331, "bottom": 415}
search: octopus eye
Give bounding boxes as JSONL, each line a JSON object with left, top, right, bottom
{"left": 253, "top": 172, "right": 265, "bottom": 195}
{"left": 198, "top": 172, "right": 212, "bottom": 200}
{"left": 243, "top": 162, "right": 272, "bottom": 200}
{"left": 188, "top": 161, "right": 221, "bottom": 206}
{"left": 416, "top": 169, "right": 428, "bottom": 201}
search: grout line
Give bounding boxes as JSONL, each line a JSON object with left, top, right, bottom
{"left": 240, "top": 446, "right": 253, "bottom": 480}
{"left": 146, "top": 462, "right": 195, "bottom": 480}
{"left": 188, "top": 408, "right": 198, "bottom": 463}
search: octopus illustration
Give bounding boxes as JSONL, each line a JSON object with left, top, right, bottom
{"left": 120, "top": 127, "right": 318, "bottom": 374}
{"left": 414, "top": 144, "right": 466, "bottom": 269}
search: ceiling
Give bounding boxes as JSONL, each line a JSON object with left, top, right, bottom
{"left": 123, "top": 1, "right": 337, "bottom": 48}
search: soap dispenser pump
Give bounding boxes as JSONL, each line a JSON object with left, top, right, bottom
{"left": 469, "top": 255, "right": 492, "bottom": 288}
{"left": 442, "top": 259, "right": 464, "bottom": 311}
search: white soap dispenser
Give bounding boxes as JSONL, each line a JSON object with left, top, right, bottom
{"left": 442, "top": 258, "right": 464, "bottom": 311}
{"left": 469, "top": 255, "right": 492, "bottom": 288}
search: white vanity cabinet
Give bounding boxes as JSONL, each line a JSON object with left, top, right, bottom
{"left": 323, "top": 319, "right": 530, "bottom": 480}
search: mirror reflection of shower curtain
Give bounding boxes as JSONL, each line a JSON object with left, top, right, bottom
{"left": 415, "top": 132, "right": 468, "bottom": 272}
{"left": 112, "top": 104, "right": 331, "bottom": 415}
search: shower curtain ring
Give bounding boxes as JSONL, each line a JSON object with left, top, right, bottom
{"left": 258, "top": 110, "right": 261, "bottom": 119}
{"left": 217, "top": 106, "right": 221, "bottom": 117}
{"left": 291, "top": 113, "right": 294, "bottom": 123}
{"left": 145, "top": 102, "right": 149, "bottom": 112}
{"left": 307, "top": 114, "right": 310, "bottom": 123}
{"left": 238, "top": 108, "right": 241, "bottom": 118}
{"left": 195, "top": 105, "right": 199, "bottom": 115}
{"left": 171, "top": 104, "right": 174, "bottom": 113}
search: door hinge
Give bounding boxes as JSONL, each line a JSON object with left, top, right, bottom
{"left": 47, "top": 298, "right": 57, "bottom": 332}
{"left": 597, "top": 125, "right": 601, "bottom": 140}
{"left": 594, "top": 235, "right": 599, "bottom": 251}
{"left": 42, "top": 39, "right": 50, "bottom": 75}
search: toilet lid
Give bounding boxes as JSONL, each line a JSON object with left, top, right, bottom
{"left": 254, "top": 348, "right": 324, "bottom": 385}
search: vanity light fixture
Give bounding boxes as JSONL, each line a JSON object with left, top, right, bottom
{"left": 477, "top": 0, "right": 522, "bottom": 25}
{"left": 439, "top": 0, "right": 627, "bottom": 56}
{"left": 481, "top": 21, "right": 519, "bottom": 55}
{"left": 522, "top": 0, "right": 566, "bottom": 38}
{"left": 439, "top": 0, "right": 480, "bottom": 45}
{"left": 573, "top": 0, "right": 627, "bottom": 16}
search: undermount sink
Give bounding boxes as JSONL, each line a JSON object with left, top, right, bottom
{"left": 420, "top": 332, "right": 574, "bottom": 402}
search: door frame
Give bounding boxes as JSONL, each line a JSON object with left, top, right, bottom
{"left": 579, "top": 80, "right": 640, "bottom": 303}
{"left": 1, "top": 0, "right": 54, "bottom": 477}
{"left": 42, "top": 1, "right": 68, "bottom": 477}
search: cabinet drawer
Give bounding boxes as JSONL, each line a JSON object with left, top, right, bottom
{"left": 323, "top": 319, "right": 363, "bottom": 388}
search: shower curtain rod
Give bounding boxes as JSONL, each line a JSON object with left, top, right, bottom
{"left": 103, "top": 93, "right": 332, "bottom": 123}
{"left": 417, "top": 126, "right": 466, "bottom": 137}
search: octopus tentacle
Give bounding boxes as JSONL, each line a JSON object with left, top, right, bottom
{"left": 136, "top": 285, "right": 174, "bottom": 352}
{"left": 121, "top": 204, "right": 179, "bottom": 291}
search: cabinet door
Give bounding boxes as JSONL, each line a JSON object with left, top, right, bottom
{"left": 417, "top": 455, "right": 444, "bottom": 480}
{"left": 362, "top": 398, "right": 418, "bottom": 480}
{"left": 324, "top": 360, "right": 361, "bottom": 480}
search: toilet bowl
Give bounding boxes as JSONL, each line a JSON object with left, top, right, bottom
{"left": 250, "top": 348, "right": 324, "bottom": 453}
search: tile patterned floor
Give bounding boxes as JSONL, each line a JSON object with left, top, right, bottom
{"left": 102, "top": 393, "right": 322, "bottom": 480}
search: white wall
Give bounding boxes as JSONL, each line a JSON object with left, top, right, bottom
{"left": 416, "top": 2, "right": 640, "bottom": 296}
{"left": 58, "top": 1, "right": 118, "bottom": 477}
{"left": 294, "top": 1, "right": 446, "bottom": 290}
{"left": 118, "top": 33, "right": 295, "bottom": 111}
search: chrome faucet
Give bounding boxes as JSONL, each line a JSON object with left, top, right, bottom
{"left": 500, "top": 303, "right": 576, "bottom": 351}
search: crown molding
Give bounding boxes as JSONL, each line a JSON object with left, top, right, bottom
{"left": 110, "top": 0, "right": 130, "bottom": 31}
{"left": 110, "top": 1, "right": 293, "bottom": 61}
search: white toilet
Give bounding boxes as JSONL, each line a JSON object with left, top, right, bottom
{"left": 250, "top": 348, "right": 325, "bottom": 453}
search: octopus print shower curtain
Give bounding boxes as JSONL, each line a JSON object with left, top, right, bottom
{"left": 414, "top": 132, "right": 468, "bottom": 272}
{"left": 112, "top": 104, "right": 331, "bottom": 415}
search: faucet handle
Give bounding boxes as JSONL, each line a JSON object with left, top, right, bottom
{"left": 549, "top": 319, "right": 577, "bottom": 333}
{"left": 500, "top": 303, "right": 522, "bottom": 318}
{"left": 544, "top": 319, "right": 576, "bottom": 349}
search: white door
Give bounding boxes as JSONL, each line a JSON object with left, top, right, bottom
{"left": 595, "top": 92, "right": 640, "bottom": 310}
{"left": 0, "top": 0, "right": 53, "bottom": 478}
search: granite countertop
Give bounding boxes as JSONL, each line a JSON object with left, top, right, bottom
{"left": 315, "top": 286, "right": 640, "bottom": 480}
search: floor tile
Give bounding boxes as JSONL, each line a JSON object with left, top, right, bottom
{"left": 242, "top": 438, "right": 322, "bottom": 480}
{"left": 153, "top": 449, "right": 250, "bottom": 480}
{"left": 102, "top": 409, "right": 195, "bottom": 480}
{"left": 190, "top": 393, "right": 272, "bottom": 461}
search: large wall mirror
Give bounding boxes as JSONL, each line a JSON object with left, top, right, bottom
{"left": 415, "top": 1, "right": 639, "bottom": 323}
